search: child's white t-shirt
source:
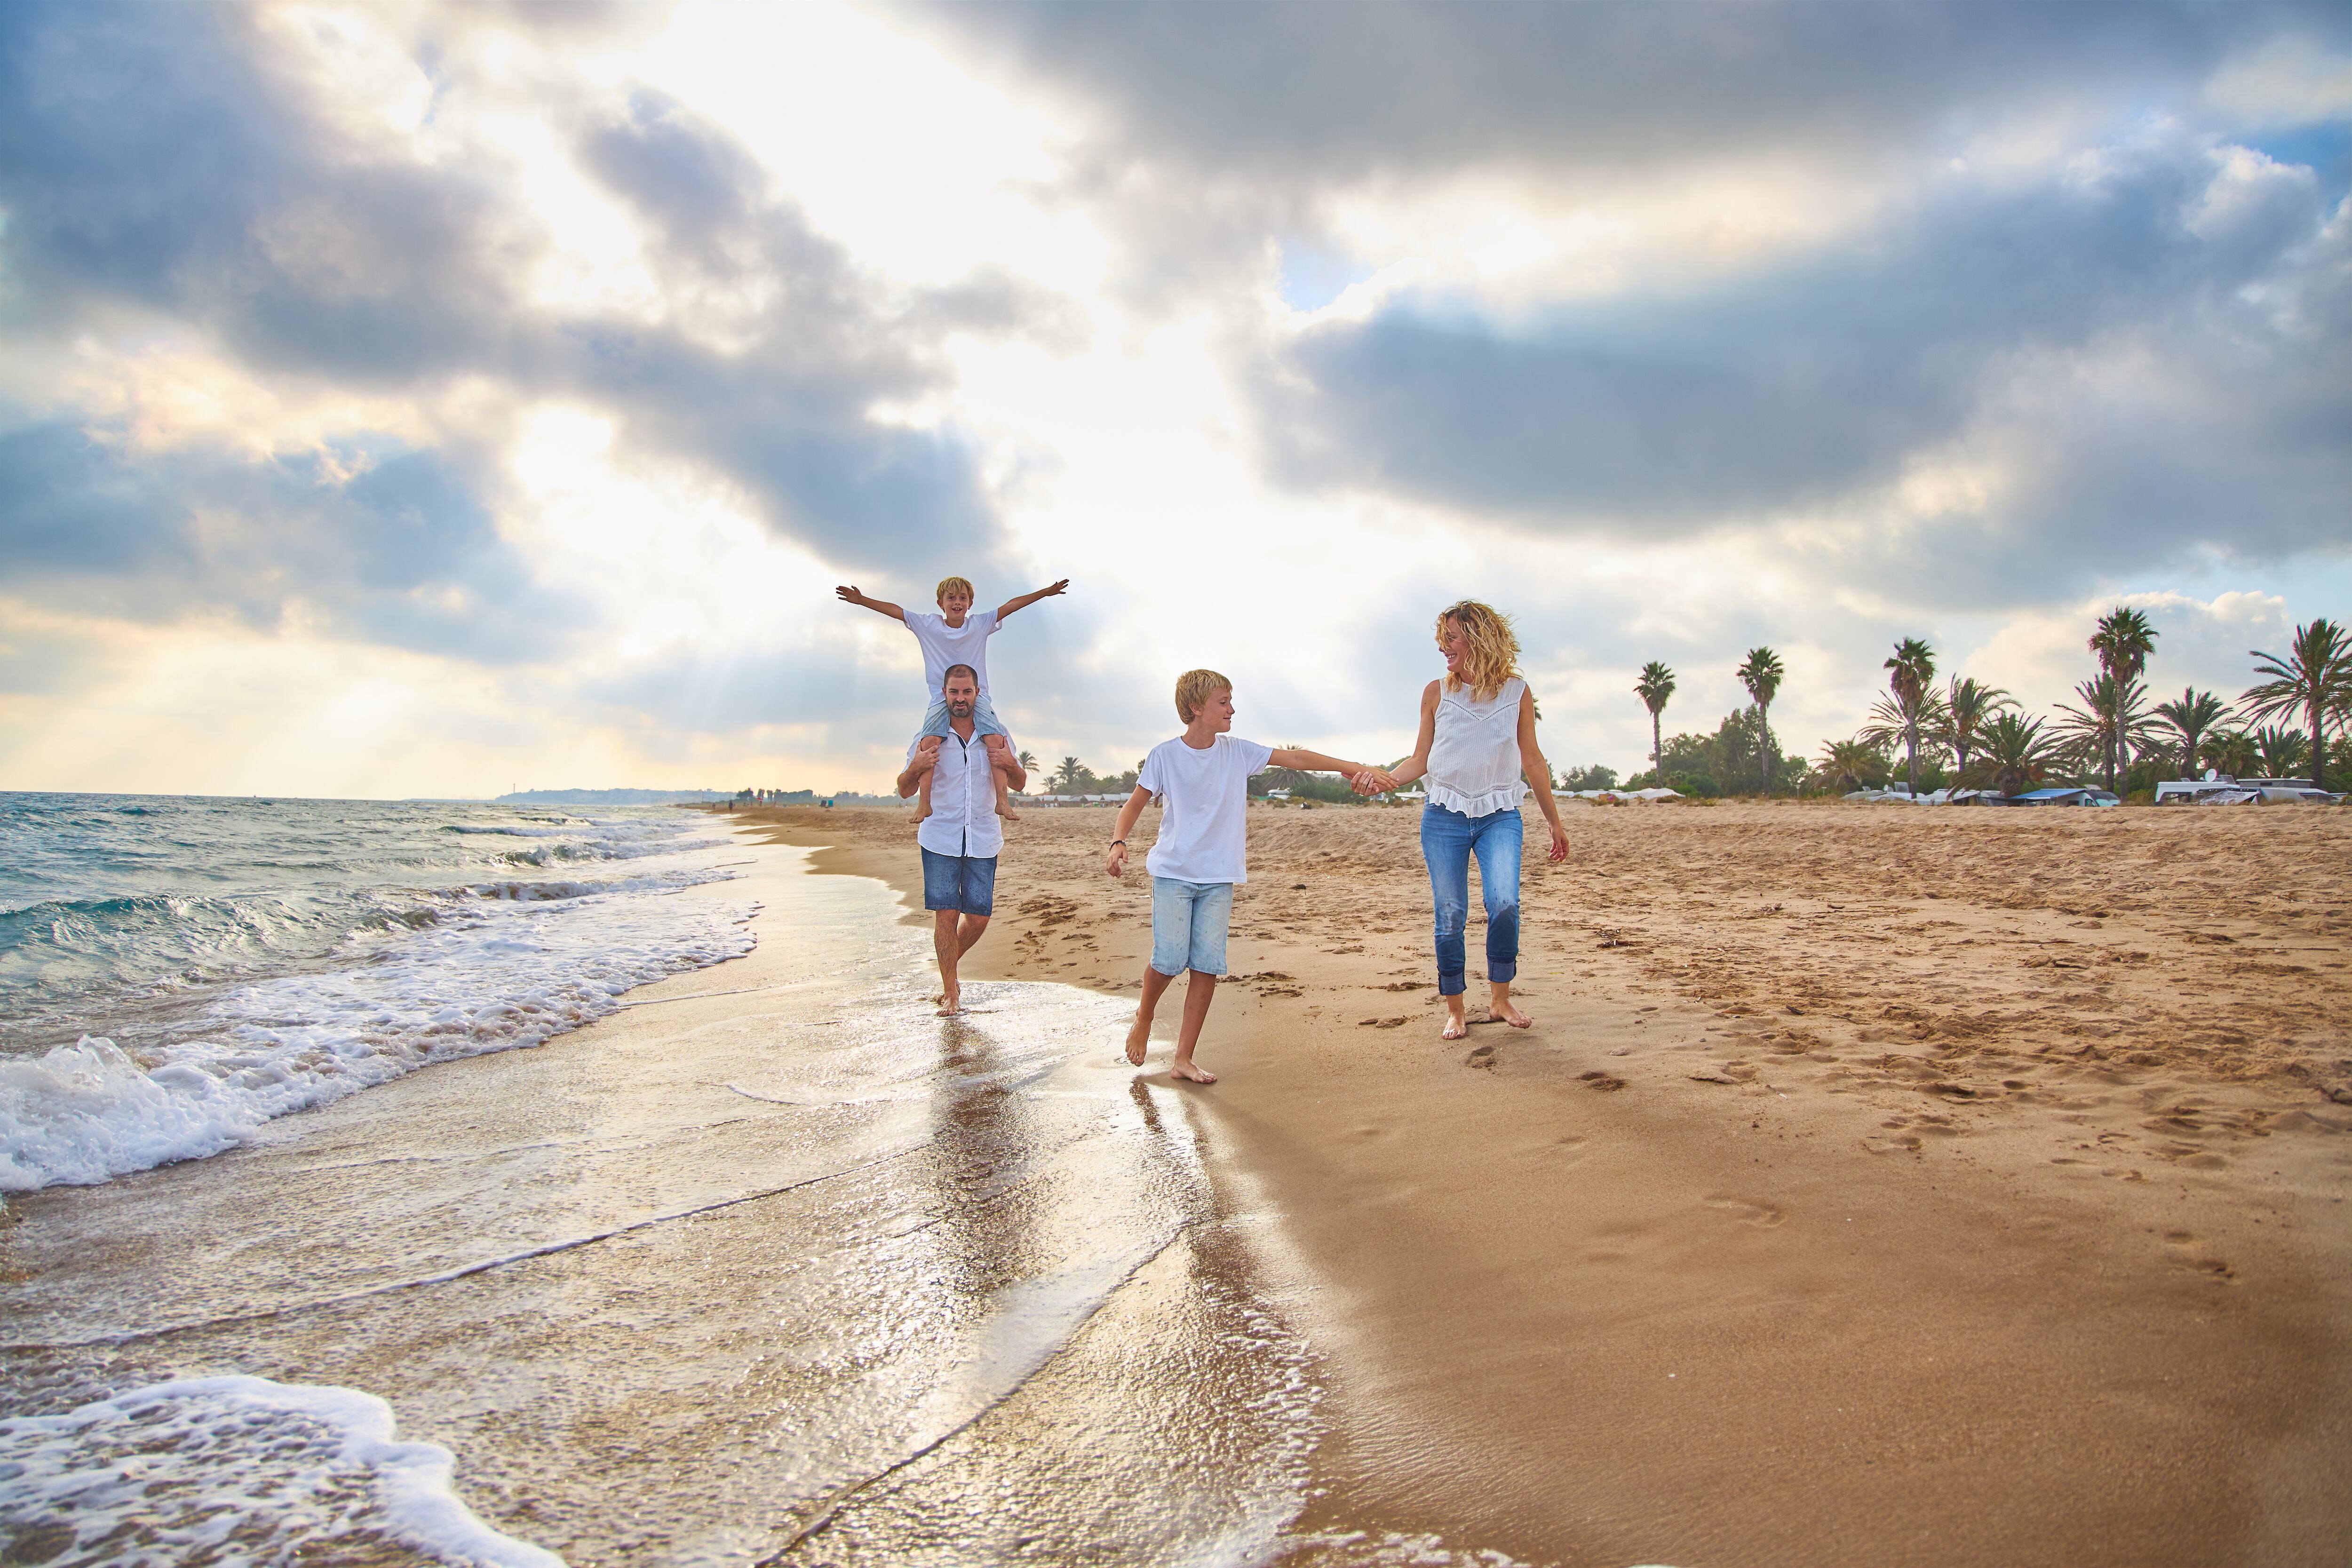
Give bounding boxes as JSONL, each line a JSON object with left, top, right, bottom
{"left": 904, "top": 611, "right": 998, "bottom": 700}
{"left": 1139, "top": 734, "right": 1274, "bottom": 884}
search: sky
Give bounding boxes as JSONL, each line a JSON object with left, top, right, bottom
{"left": 2, "top": 0, "right": 2348, "bottom": 798}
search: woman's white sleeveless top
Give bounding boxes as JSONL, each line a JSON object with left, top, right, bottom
{"left": 1425, "top": 677, "right": 1528, "bottom": 817}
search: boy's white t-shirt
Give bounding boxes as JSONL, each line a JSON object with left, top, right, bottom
{"left": 1139, "top": 734, "right": 1275, "bottom": 884}
{"left": 904, "top": 611, "right": 998, "bottom": 700}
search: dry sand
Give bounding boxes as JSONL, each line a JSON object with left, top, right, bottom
{"left": 729, "top": 798, "right": 2352, "bottom": 1568}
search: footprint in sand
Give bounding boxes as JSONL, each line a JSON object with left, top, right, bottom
{"left": 1579, "top": 1070, "right": 1627, "bottom": 1092}
{"left": 1704, "top": 1195, "right": 1788, "bottom": 1227}
{"left": 1466, "top": 1043, "right": 1498, "bottom": 1068}
{"left": 2161, "top": 1231, "right": 2237, "bottom": 1281}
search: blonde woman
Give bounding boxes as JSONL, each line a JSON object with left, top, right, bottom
{"left": 1370, "top": 601, "right": 1570, "bottom": 1040}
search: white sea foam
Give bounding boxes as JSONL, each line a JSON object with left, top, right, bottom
{"left": 0, "top": 886, "right": 755, "bottom": 1194}
{"left": 0, "top": 1375, "right": 564, "bottom": 1567}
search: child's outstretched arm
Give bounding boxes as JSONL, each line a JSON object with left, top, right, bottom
{"left": 835, "top": 584, "right": 908, "bottom": 622}
{"left": 993, "top": 578, "right": 1070, "bottom": 621}
{"left": 1267, "top": 746, "right": 1378, "bottom": 780}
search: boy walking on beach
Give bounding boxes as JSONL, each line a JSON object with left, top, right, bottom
{"left": 1104, "top": 669, "right": 1381, "bottom": 1083}
{"left": 836, "top": 574, "right": 1068, "bottom": 822}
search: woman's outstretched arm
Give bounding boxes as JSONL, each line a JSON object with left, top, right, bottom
{"left": 1518, "top": 685, "right": 1570, "bottom": 862}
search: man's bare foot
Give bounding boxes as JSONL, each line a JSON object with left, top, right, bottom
{"left": 1171, "top": 1059, "right": 1218, "bottom": 1084}
{"left": 936, "top": 984, "right": 961, "bottom": 1018}
{"left": 1124, "top": 1013, "right": 1150, "bottom": 1066}
{"left": 1441, "top": 1002, "right": 1470, "bottom": 1040}
{"left": 1487, "top": 999, "right": 1533, "bottom": 1028}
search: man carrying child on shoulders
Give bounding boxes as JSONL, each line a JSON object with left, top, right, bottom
{"left": 898, "top": 664, "right": 1026, "bottom": 1018}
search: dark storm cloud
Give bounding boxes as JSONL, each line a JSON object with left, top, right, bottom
{"left": 0, "top": 2, "right": 1074, "bottom": 628}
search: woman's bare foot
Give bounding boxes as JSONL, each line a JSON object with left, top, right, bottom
{"left": 1441, "top": 999, "right": 1470, "bottom": 1040}
{"left": 1125, "top": 1013, "right": 1150, "bottom": 1065}
{"left": 935, "top": 983, "right": 961, "bottom": 1017}
{"left": 1486, "top": 996, "right": 1533, "bottom": 1028}
{"left": 1171, "top": 1059, "right": 1218, "bottom": 1083}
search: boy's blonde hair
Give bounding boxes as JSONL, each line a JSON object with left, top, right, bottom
{"left": 1174, "top": 668, "right": 1232, "bottom": 724}
{"left": 935, "top": 575, "right": 975, "bottom": 605}
{"left": 1436, "top": 599, "right": 1522, "bottom": 701}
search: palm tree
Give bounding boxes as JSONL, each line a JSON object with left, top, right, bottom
{"left": 2088, "top": 607, "right": 2159, "bottom": 790}
{"left": 1736, "top": 647, "right": 1786, "bottom": 794}
{"left": 1017, "top": 749, "right": 1038, "bottom": 772}
{"left": 2253, "top": 725, "right": 2310, "bottom": 780}
{"left": 1052, "top": 755, "right": 1084, "bottom": 794}
{"left": 1814, "top": 737, "right": 1885, "bottom": 795}
{"left": 2242, "top": 619, "right": 2352, "bottom": 791}
{"left": 1974, "top": 712, "right": 2061, "bottom": 798}
{"left": 2055, "top": 675, "right": 2160, "bottom": 790}
{"left": 2200, "top": 730, "right": 2259, "bottom": 780}
{"left": 2150, "top": 689, "right": 2230, "bottom": 781}
{"left": 1934, "top": 677, "right": 2013, "bottom": 784}
{"left": 1882, "top": 637, "right": 1937, "bottom": 796}
{"left": 1634, "top": 662, "right": 1676, "bottom": 786}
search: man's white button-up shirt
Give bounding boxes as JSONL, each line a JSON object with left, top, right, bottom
{"left": 910, "top": 727, "right": 1004, "bottom": 860}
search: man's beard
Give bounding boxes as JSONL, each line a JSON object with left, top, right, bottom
{"left": 947, "top": 702, "right": 974, "bottom": 720}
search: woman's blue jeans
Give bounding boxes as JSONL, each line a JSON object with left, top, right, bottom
{"left": 1419, "top": 803, "right": 1522, "bottom": 997}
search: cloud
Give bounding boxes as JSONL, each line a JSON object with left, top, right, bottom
{"left": 1244, "top": 135, "right": 2349, "bottom": 597}
{"left": 0, "top": 2, "right": 1093, "bottom": 594}
{"left": 0, "top": 413, "right": 576, "bottom": 661}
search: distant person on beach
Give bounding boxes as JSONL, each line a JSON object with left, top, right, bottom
{"left": 1104, "top": 669, "right": 1383, "bottom": 1082}
{"left": 837, "top": 574, "right": 1069, "bottom": 824}
{"left": 1364, "top": 601, "right": 1569, "bottom": 1040}
{"left": 897, "top": 664, "right": 1027, "bottom": 1016}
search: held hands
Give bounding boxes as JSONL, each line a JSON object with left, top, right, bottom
{"left": 1351, "top": 767, "right": 1402, "bottom": 795}
{"left": 1104, "top": 841, "right": 1128, "bottom": 879}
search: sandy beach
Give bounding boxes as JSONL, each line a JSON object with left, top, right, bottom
{"left": 734, "top": 796, "right": 2352, "bottom": 1567}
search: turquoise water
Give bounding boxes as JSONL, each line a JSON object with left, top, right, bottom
{"left": 0, "top": 792, "right": 754, "bottom": 1194}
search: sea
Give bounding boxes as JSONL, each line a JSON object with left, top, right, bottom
{"left": 0, "top": 792, "right": 758, "bottom": 1197}
{"left": 0, "top": 793, "right": 1549, "bottom": 1568}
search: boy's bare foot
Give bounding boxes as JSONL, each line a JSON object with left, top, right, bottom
{"left": 1171, "top": 1059, "right": 1218, "bottom": 1084}
{"left": 936, "top": 983, "right": 961, "bottom": 1017}
{"left": 997, "top": 803, "right": 1020, "bottom": 821}
{"left": 1441, "top": 1000, "right": 1470, "bottom": 1040}
{"left": 1487, "top": 999, "right": 1533, "bottom": 1028}
{"left": 1124, "top": 1013, "right": 1150, "bottom": 1065}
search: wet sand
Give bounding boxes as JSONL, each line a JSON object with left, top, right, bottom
{"left": 734, "top": 798, "right": 2352, "bottom": 1568}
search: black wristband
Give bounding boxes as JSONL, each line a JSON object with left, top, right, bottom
{"left": 1110, "top": 838, "right": 1126, "bottom": 846}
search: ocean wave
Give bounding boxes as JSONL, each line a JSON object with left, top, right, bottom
{"left": 0, "top": 889, "right": 757, "bottom": 1194}
{"left": 0, "top": 1376, "right": 564, "bottom": 1567}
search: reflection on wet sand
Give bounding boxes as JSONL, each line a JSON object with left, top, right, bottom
{"left": 0, "top": 849, "right": 1369, "bottom": 1568}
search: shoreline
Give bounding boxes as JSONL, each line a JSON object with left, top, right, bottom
{"left": 726, "top": 799, "right": 2352, "bottom": 1566}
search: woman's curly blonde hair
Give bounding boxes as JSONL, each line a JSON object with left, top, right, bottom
{"left": 1436, "top": 599, "right": 1522, "bottom": 701}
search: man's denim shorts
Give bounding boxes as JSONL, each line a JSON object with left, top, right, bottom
{"left": 1149, "top": 877, "right": 1234, "bottom": 976}
{"left": 921, "top": 847, "right": 997, "bottom": 915}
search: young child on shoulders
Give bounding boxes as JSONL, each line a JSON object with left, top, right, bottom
{"left": 1103, "top": 669, "right": 1382, "bottom": 1084}
{"left": 835, "top": 573, "right": 1067, "bottom": 823}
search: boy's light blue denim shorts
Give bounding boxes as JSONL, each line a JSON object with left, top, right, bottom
{"left": 1149, "top": 877, "right": 1234, "bottom": 977}
{"left": 918, "top": 692, "right": 1009, "bottom": 740}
